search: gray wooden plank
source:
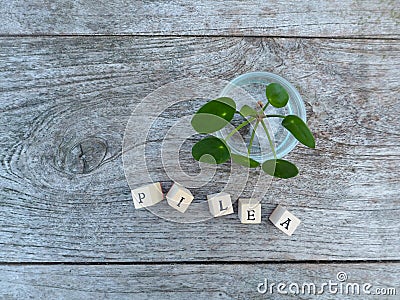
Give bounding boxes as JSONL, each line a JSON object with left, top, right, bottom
{"left": 0, "top": 263, "right": 398, "bottom": 299}
{"left": 0, "top": 37, "right": 399, "bottom": 262}
{"left": 1, "top": 0, "right": 400, "bottom": 37}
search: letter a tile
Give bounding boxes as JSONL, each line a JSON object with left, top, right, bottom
{"left": 269, "top": 204, "right": 301, "bottom": 236}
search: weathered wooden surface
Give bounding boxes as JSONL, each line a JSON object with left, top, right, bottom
{"left": 1, "top": 0, "right": 400, "bottom": 297}
{"left": 2, "top": 0, "right": 400, "bottom": 37}
{"left": 1, "top": 37, "right": 399, "bottom": 262}
{"left": 0, "top": 263, "right": 398, "bottom": 299}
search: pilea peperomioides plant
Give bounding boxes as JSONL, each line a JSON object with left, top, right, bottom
{"left": 191, "top": 83, "right": 315, "bottom": 179}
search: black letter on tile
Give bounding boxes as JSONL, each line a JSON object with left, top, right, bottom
{"left": 138, "top": 193, "right": 146, "bottom": 203}
{"left": 177, "top": 197, "right": 185, "bottom": 207}
{"left": 219, "top": 200, "right": 228, "bottom": 211}
{"left": 247, "top": 210, "right": 256, "bottom": 221}
{"left": 280, "top": 218, "right": 291, "bottom": 230}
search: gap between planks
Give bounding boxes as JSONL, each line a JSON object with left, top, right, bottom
{"left": 0, "top": 34, "right": 399, "bottom": 41}
{"left": 1, "top": 260, "right": 400, "bottom": 266}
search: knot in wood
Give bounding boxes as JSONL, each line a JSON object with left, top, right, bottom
{"left": 57, "top": 137, "right": 107, "bottom": 174}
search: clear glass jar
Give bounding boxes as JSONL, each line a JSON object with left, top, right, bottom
{"left": 217, "top": 72, "right": 306, "bottom": 162}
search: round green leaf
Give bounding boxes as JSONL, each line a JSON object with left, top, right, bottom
{"left": 262, "top": 159, "right": 298, "bottom": 179}
{"left": 191, "top": 97, "right": 236, "bottom": 133}
{"left": 266, "top": 83, "right": 289, "bottom": 108}
{"left": 192, "top": 136, "right": 230, "bottom": 164}
{"left": 231, "top": 154, "right": 260, "bottom": 168}
{"left": 282, "top": 115, "right": 315, "bottom": 148}
{"left": 239, "top": 104, "right": 258, "bottom": 117}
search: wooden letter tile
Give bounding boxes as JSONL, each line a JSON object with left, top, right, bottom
{"left": 131, "top": 182, "right": 164, "bottom": 209}
{"left": 269, "top": 204, "right": 301, "bottom": 236}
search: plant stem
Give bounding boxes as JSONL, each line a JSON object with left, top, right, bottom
{"left": 265, "top": 114, "right": 286, "bottom": 118}
{"left": 260, "top": 120, "right": 277, "bottom": 160}
{"left": 247, "top": 121, "right": 259, "bottom": 155}
{"left": 225, "top": 117, "right": 255, "bottom": 141}
{"left": 262, "top": 102, "right": 269, "bottom": 111}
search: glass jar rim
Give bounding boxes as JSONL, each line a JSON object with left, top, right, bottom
{"left": 218, "top": 71, "right": 306, "bottom": 161}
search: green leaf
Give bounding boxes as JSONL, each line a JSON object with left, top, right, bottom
{"left": 192, "top": 136, "right": 230, "bottom": 164}
{"left": 262, "top": 159, "right": 299, "bottom": 179}
{"left": 191, "top": 97, "right": 236, "bottom": 133}
{"left": 266, "top": 83, "right": 289, "bottom": 108}
{"left": 282, "top": 115, "right": 315, "bottom": 148}
{"left": 239, "top": 104, "right": 258, "bottom": 117}
{"left": 231, "top": 154, "right": 260, "bottom": 168}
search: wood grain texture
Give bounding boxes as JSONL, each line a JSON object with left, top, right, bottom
{"left": 2, "top": 0, "right": 400, "bottom": 37}
{"left": 1, "top": 36, "right": 400, "bottom": 262}
{"left": 0, "top": 263, "right": 399, "bottom": 299}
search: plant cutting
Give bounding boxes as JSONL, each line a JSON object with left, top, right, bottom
{"left": 191, "top": 82, "right": 315, "bottom": 179}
